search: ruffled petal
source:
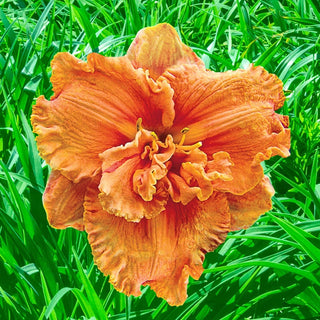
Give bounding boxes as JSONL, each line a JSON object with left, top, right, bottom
{"left": 163, "top": 149, "right": 233, "bottom": 205}
{"left": 31, "top": 52, "right": 174, "bottom": 182}
{"left": 227, "top": 176, "right": 275, "bottom": 231}
{"left": 164, "top": 145, "right": 210, "bottom": 204}
{"left": 163, "top": 64, "right": 290, "bottom": 194}
{"left": 127, "top": 23, "right": 205, "bottom": 79}
{"left": 206, "top": 151, "right": 234, "bottom": 183}
{"left": 84, "top": 179, "right": 230, "bottom": 306}
{"left": 43, "top": 170, "right": 90, "bottom": 230}
{"left": 98, "top": 129, "right": 171, "bottom": 222}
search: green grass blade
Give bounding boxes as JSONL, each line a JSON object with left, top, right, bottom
{"left": 255, "top": 39, "right": 283, "bottom": 67}
{"left": 72, "top": 2, "right": 99, "bottom": 52}
{"left": 271, "top": 170, "right": 312, "bottom": 200}
{"left": 2, "top": 88, "right": 30, "bottom": 178}
{"left": 19, "top": 110, "right": 44, "bottom": 188}
{"left": 19, "top": 0, "right": 54, "bottom": 72}
{"left": 45, "top": 287, "right": 73, "bottom": 319}
{"left": 0, "top": 161, "right": 35, "bottom": 239}
{"left": 305, "top": 0, "right": 320, "bottom": 20}
{"left": 268, "top": 213, "right": 320, "bottom": 265}
{"left": 204, "top": 260, "right": 320, "bottom": 285}
{"left": 40, "top": 271, "right": 58, "bottom": 320}
{"left": 72, "top": 248, "right": 106, "bottom": 320}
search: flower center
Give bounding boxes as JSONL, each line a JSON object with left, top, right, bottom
{"left": 132, "top": 119, "right": 213, "bottom": 205}
{"left": 99, "top": 118, "right": 233, "bottom": 221}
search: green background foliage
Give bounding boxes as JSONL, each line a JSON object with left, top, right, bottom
{"left": 0, "top": 0, "right": 319, "bottom": 319}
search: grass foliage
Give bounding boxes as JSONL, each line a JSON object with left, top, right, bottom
{"left": 1, "top": 0, "right": 319, "bottom": 319}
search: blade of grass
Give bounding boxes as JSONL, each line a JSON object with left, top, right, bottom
{"left": 268, "top": 213, "right": 320, "bottom": 265}
{"left": 255, "top": 38, "right": 283, "bottom": 67}
{"left": 72, "top": 2, "right": 99, "bottom": 52}
{"left": 0, "top": 161, "right": 35, "bottom": 240}
{"left": 72, "top": 248, "right": 106, "bottom": 320}
{"left": 204, "top": 260, "right": 320, "bottom": 285}
{"left": 2, "top": 88, "right": 30, "bottom": 179}
{"left": 19, "top": 110, "right": 44, "bottom": 188}
{"left": 19, "top": 0, "right": 54, "bottom": 73}
{"left": 305, "top": 0, "right": 320, "bottom": 20}
{"left": 45, "top": 287, "right": 73, "bottom": 319}
{"left": 40, "top": 271, "right": 58, "bottom": 320}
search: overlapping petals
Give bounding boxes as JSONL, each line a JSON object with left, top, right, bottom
{"left": 32, "top": 23, "right": 290, "bottom": 306}
{"left": 84, "top": 178, "right": 230, "bottom": 306}
{"left": 98, "top": 129, "right": 171, "bottom": 222}
{"left": 31, "top": 53, "right": 174, "bottom": 182}
{"left": 98, "top": 126, "right": 234, "bottom": 221}
{"left": 162, "top": 64, "right": 290, "bottom": 194}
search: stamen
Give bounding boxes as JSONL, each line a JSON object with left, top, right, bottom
{"left": 136, "top": 118, "right": 143, "bottom": 131}
{"left": 151, "top": 131, "right": 159, "bottom": 140}
{"left": 179, "top": 127, "right": 190, "bottom": 146}
{"left": 151, "top": 132, "right": 159, "bottom": 151}
{"left": 177, "top": 141, "right": 202, "bottom": 151}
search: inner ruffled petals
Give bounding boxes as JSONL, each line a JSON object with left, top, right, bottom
{"left": 164, "top": 148, "right": 234, "bottom": 204}
{"left": 98, "top": 129, "right": 169, "bottom": 222}
{"left": 133, "top": 134, "right": 175, "bottom": 201}
{"left": 98, "top": 126, "right": 235, "bottom": 221}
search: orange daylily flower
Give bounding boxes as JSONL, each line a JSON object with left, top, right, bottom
{"left": 31, "top": 23, "right": 290, "bottom": 306}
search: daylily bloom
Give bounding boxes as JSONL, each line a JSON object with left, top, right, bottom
{"left": 31, "top": 23, "right": 290, "bottom": 306}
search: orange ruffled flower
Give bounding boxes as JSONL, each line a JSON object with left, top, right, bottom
{"left": 31, "top": 23, "right": 290, "bottom": 306}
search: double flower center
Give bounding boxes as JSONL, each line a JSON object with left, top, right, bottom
{"left": 99, "top": 118, "right": 233, "bottom": 222}
{"left": 131, "top": 119, "right": 215, "bottom": 205}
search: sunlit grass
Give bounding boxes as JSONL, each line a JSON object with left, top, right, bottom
{"left": 1, "top": 0, "right": 319, "bottom": 319}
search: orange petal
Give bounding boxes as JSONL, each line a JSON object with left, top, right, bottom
{"left": 180, "top": 162, "right": 213, "bottom": 201}
{"left": 206, "top": 151, "right": 234, "bottom": 183}
{"left": 164, "top": 64, "right": 290, "bottom": 194}
{"left": 164, "top": 173, "right": 198, "bottom": 204}
{"left": 227, "top": 176, "right": 275, "bottom": 231}
{"left": 98, "top": 129, "right": 171, "bottom": 222}
{"left": 31, "top": 52, "right": 174, "bottom": 182}
{"left": 127, "top": 23, "right": 205, "bottom": 79}
{"left": 163, "top": 145, "right": 207, "bottom": 204}
{"left": 84, "top": 180, "right": 230, "bottom": 306}
{"left": 43, "top": 170, "right": 90, "bottom": 230}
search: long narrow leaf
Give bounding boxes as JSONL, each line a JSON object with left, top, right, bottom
{"left": 268, "top": 213, "right": 320, "bottom": 265}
